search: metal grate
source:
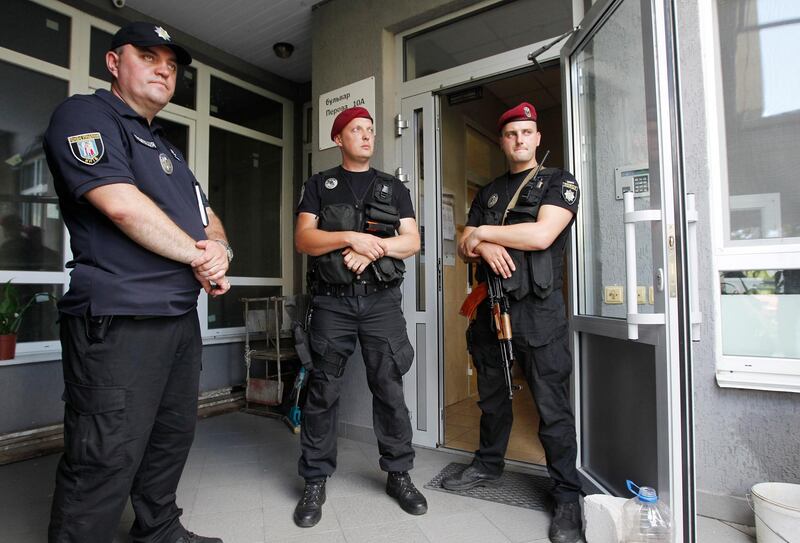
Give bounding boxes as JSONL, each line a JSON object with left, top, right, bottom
{"left": 424, "top": 462, "right": 555, "bottom": 511}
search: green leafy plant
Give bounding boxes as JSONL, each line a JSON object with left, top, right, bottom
{"left": 0, "top": 281, "right": 56, "bottom": 335}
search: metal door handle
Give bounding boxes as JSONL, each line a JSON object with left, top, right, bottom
{"left": 686, "top": 193, "right": 702, "bottom": 341}
{"left": 623, "top": 191, "right": 665, "bottom": 340}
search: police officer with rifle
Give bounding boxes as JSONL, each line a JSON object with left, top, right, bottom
{"left": 451, "top": 102, "right": 583, "bottom": 543}
{"left": 293, "top": 107, "right": 427, "bottom": 528}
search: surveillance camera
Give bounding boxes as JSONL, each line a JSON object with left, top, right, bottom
{"left": 112, "top": 0, "right": 125, "bottom": 8}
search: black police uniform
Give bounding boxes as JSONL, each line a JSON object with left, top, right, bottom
{"left": 296, "top": 166, "right": 416, "bottom": 480}
{"left": 44, "top": 89, "right": 209, "bottom": 543}
{"left": 465, "top": 166, "right": 582, "bottom": 504}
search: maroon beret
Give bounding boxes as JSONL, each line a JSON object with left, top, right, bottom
{"left": 497, "top": 102, "right": 538, "bottom": 132}
{"left": 330, "top": 106, "right": 373, "bottom": 141}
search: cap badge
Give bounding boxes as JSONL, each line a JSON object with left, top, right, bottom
{"left": 67, "top": 132, "right": 105, "bottom": 166}
{"left": 159, "top": 152, "right": 174, "bottom": 175}
{"left": 523, "top": 106, "right": 531, "bottom": 118}
{"left": 324, "top": 177, "right": 338, "bottom": 190}
{"left": 154, "top": 26, "right": 171, "bottom": 41}
{"left": 487, "top": 193, "right": 499, "bottom": 208}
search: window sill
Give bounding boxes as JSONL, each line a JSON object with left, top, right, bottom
{"left": 1, "top": 334, "right": 248, "bottom": 366}
{"left": 716, "top": 356, "right": 800, "bottom": 393}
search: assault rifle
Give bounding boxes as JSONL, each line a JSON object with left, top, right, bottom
{"left": 486, "top": 270, "right": 522, "bottom": 399}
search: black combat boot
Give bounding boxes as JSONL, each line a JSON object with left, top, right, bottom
{"left": 386, "top": 471, "right": 428, "bottom": 515}
{"left": 548, "top": 501, "right": 582, "bottom": 543}
{"left": 441, "top": 463, "right": 502, "bottom": 491}
{"left": 293, "top": 479, "right": 326, "bottom": 528}
{"left": 173, "top": 532, "right": 223, "bottom": 543}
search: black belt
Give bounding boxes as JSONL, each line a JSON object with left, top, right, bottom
{"left": 311, "top": 281, "right": 398, "bottom": 297}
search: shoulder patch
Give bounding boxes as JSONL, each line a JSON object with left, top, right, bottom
{"left": 324, "top": 177, "right": 338, "bottom": 189}
{"left": 561, "top": 179, "right": 579, "bottom": 205}
{"left": 487, "top": 193, "right": 499, "bottom": 208}
{"left": 67, "top": 132, "right": 104, "bottom": 165}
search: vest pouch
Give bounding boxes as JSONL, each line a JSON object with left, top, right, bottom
{"left": 373, "top": 256, "right": 406, "bottom": 283}
{"left": 315, "top": 252, "right": 353, "bottom": 284}
{"left": 501, "top": 249, "right": 530, "bottom": 300}
{"left": 528, "top": 250, "right": 554, "bottom": 298}
{"left": 365, "top": 201, "right": 399, "bottom": 227}
{"left": 319, "top": 203, "right": 359, "bottom": 231}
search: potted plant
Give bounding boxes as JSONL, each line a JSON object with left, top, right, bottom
{"left": 0, "top": 281, "right": 57, "bottom": 361}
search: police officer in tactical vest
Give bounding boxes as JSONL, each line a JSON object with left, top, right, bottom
{"left": 293, "top": 107, "right": 427, "bottom": 527}
{"left": 449, "top": 102, "right": 583, "bottom": 543}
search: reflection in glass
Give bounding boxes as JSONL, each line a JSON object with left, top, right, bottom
{"left": 90, "top": 27, "right": 197, "bottom": 110}
{"left": 414, "top": 109, "right": 425, "bottom": 311}
{"left": 208, "top": 128, "right": 282, "bottom": 278}
{"left": 208, "top": 285, "right": 281, "bottom": 329}
{"left": 1, "top": 0, "right": 71, "bottom": 68}
{"left": 573, "top": 0, "right": 652, "bottom": 318}
{"left": 718, "top": 1, "right": 800, "bottom": 242}
{"left": 210, "top": 77, "right": 282, "bottom": 137}
{"left": 155, "top": 117, "right": 189, "bottom": 159}
{"left": 404, "top": 0, "right": 570, "bottom": 81}
{"left": 14, "top": 284, "right": 61, "bottom": 343}
{"left": 720, "top": 269, "right": 800, "bottom": 358}
{"left": 0, "top": 61, "right": 67, "bottom": 271}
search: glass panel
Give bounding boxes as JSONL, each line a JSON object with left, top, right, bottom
{"left": 718, "top": 1, "right": 800, "bottom": 242}
{"left": 155, "top": 117, "right": 189, "bottom": 158}
{"left": 210, "top": 77, "right": 282, "bottom": 137}
{"left": 14, "top": 283, "right": 61, "bottom": 343}
{"left": 414, "top": 109, "right": 426, "bottom": 311}
{"left": 0, "top": 0, "right": 70, "bottom": 68}
{"left": 720, "top": 269, "right": 800, "bottom": 359}
{"left": 0, "top": 61, "right": 67, "bottom": 271}
{"left": 208, "top": 285, "right": 281, "bottom": 329}
{"left": 404, "top": 0, "right": 571, "bottom": 81}
{"left": 208, "top": 128, "right": 282, "bottom": 278}
{"left": 90, "top": 27, "right": 197, "bottom": 110}
{"left": 573, "top": 0, "right": 654, "bottom": 318}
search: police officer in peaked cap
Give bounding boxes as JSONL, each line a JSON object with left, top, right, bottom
{"left": 450, "top": 102, "right": 583, "bottom": 543}
{"left": 44, "top": 21, "right": 230, "bottom": 543}
{"left": 293, "top": 107, "right": 427, "bottom": 527}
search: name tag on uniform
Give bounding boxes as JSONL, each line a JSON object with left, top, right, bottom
{"left": 133, "top": 133, "right": 157, "bottom": 149}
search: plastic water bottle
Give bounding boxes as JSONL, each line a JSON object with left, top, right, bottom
{"left": 620, "top": 480, "right": 673, "bottom": 542}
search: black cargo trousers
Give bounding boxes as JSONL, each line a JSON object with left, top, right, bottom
{"left": 298, "top": 286, "right": 416, "bottom": 480}
{"left": 468, "top": 291, "right": 582, "bottom": 504}
{"left": 49, "top": 311, "right": 201, "bottom": 543}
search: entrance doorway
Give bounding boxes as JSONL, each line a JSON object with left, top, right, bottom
{"left": 437, "top": 64, "right": 565, "bottom": 467}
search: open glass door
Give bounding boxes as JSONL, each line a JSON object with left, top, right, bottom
{"left": 399, "top": 92, "right": 440, "bottom": 448}
{"left": 562, "top": 0, "right": 692, "bottom": 540}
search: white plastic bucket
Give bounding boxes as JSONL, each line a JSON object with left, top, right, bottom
{"left": 750, "top": 482, "right": 800, "bottom": 543}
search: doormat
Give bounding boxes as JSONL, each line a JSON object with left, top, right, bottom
{"left": 424, "top": 462, "right": 554, "bottom": 511}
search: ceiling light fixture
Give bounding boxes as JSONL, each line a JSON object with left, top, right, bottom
{"left": 273, "top": 42, "right": 294, "bottom": 59}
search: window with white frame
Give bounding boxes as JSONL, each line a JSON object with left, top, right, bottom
{"left": 0, "top": 0, "right": 294, "bottom": 361}
{"left": 713, "top": 0, "right": 800, "bottom": 391}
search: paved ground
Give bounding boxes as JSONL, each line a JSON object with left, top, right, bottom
{"left": 0, "top": 412, "right": 755, "bottom": 542}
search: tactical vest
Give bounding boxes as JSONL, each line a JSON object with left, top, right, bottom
{"left": 309, "top": 167, "right": 406, "bottom": 287}
{"left": 478, "top": 168, "right": 565, "bottom": 300}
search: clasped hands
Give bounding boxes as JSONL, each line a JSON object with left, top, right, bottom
{"left": 459, "top": 226, "right": 516, "bottom": 279}
{"left": 191, "top": 239, "right": 230, "bottom": 297}
{"left": 343, "top": 232, "right": 388, "bottom": 275}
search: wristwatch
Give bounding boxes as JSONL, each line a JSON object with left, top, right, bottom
{"left": 214, "top": 239, "right": 234, "bottom": 263}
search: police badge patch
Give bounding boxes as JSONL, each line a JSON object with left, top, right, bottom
{"left": 324, "top": 177, "right": 338, "bottom": 189}
{"left": 561, "top": 179, "right": 579, "bottom": 205}
{"left": 487, "top": 193, "right": 499, "bottom": 208}
{"left": 159, "top": 152, "right": 173, "bottom": 175}
{"left": 67, "top": 133, "right": 104, "bottom": 165}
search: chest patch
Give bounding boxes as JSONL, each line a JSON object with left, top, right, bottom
{"left": 67, "top": 132, "right": 104, "bottom": 165}
{"left": 487, "top": 193, "right": 499, "bottom": 208}
{"left": 159, "top": 152, "right": 174, "bottom": 175}
{"left": 325, "top": 177, "right": 338, "bottom": 190}
{"left": 561, "top": 180, "right": 578, "bottom": 205}
{"left": 133, "top": 133, "right": 157, "bottom": 149}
